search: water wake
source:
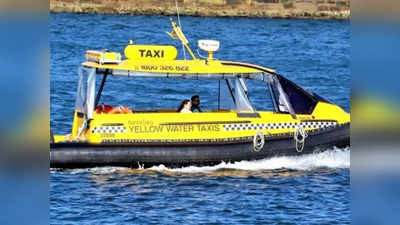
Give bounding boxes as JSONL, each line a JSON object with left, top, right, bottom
{"left": 50, "top": 166, "right": 128, "bottom": 175}
{"left": 52, "top": 148, "right": 349, "bottom": 175}
{"left": 149, "top": 147, "right": 350, "bottom": 174}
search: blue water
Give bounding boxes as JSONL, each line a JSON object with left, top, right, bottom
{"left": 50, "top": 13, "right": 350, "bottom": 224}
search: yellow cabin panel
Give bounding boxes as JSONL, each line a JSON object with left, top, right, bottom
{"left": 82, "top": 103, "right": 349, "bottom": 144}
{"left": 312, "top": 102, "right": 350, "bottom": 124}
{"left": 82, "top": 59, "right": 271, "bottom": 75}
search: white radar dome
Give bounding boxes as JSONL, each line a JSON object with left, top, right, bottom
{"left": 198, "top": 40, "right": 220, "bottom": 52}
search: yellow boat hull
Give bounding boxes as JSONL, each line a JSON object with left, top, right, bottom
{"left": 50, "top": 123, "right": 349, "bottom": 168}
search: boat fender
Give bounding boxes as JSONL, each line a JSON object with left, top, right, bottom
{"left": 253, "top": 131, "right": 265, "bottom": 152}
{"left": 294, "top": 125, "right": 308, "bottom": 152}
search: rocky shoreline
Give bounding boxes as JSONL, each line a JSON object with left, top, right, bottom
{"left": 50, "top": 0, "right": 350, "bottom": 20}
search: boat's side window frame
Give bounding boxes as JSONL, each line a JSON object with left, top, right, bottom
{"left": 94, "top": 69, "right": 110, "bottom": 108}
{"left": 247, "top": 72, "right": 295, "bottom": 116}
{"left": 75, "top": 66, "right": 97, "bottom": 120}
{"left": 224, "top": 79, "right": 236, "bottom": 106}
{"left": 233, "top": 77, "right": 256, "bottom": 113}
{"left": 268, "top": 82, "right": 279, "bottom": 112}
{"left": 222, "top": 76, "right": 257, "bottom": 113}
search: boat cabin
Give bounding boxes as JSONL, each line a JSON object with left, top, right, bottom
{"left": 57, "top": 19, "right": 349, "bottom": 144}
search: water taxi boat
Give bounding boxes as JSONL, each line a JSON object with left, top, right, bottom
{"left": 50, "top": 19, "right": 350, "bottom": 168}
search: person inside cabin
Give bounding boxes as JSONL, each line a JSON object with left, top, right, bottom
{"left": 178, "top": 99, "right": 192, "bottom": 113}
{"left": 191, "top": 95, "right": 202, "bottom": 112}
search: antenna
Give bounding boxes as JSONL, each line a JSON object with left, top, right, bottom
{"left": 175, "top": 0, "right": 186, "bottom": 60}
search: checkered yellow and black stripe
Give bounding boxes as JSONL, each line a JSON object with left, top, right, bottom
{"left": 223, "top": 121, "right": 337, "bottom": 131}
{"left": 92, "top": 126, "right": 126, "bottom": 134}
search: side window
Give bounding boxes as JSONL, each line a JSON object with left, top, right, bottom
{"left": 97, "top": 77, "right": 220, "bottom": 111}
{"left": 246, "top": 79, "right": 275, "bottom": 111}
{"left": 218, "top": 80, "right": 235, "bottom": 110}
{"left": 277, "top": 75, "right": 318, "bottom": 114}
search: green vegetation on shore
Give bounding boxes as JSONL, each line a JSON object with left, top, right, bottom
{"left": 50, "top": 0, "right": 350, "bottom": 19}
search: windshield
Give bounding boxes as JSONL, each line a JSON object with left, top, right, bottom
{"left": 276, "top": 74, "right": 319, "bottom": 115}
{"left": 75, "top": 67, "right": 96, "bottom": 119}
